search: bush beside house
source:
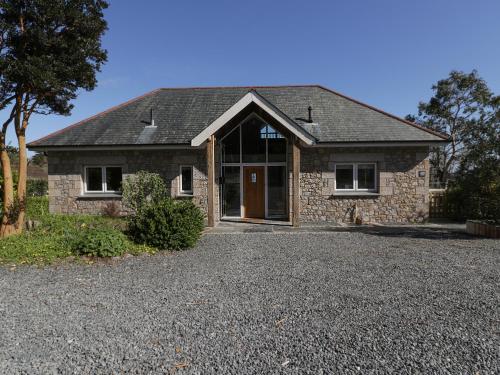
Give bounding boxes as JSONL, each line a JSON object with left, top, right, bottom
{"left": 0, "top": 171, "right": 205, "bottom": 265}
{"left": 123, "top": 171, "right": 205, "bottom": 250}
{"left": 0, "top": 197, "right": 156, "bottom": 264}
{"left": 128, "top": 198, "right": 204, "bottom": 250}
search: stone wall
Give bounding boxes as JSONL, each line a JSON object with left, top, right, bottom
{"left": 47, "top": 149, "right": 208, "bottom": 216}
{"left": 48, "top": 146, "right": 430, "bottom": 224}
{"left": 300, "top": 147, "right": 430, "bottom": 224}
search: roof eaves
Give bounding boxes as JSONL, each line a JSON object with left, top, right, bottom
{"left": 27, "top": 88, "right": 162, "bottom": 147}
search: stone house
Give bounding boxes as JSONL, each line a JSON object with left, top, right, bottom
{"left": 28, "top": 85, "right": 448, "bottom": 226}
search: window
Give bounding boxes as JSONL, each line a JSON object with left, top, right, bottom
{"left": 179, "top": 166, "right": 193, "bottom": 195}
{"left": 241, "top": 117, "right": 266, "bottom": 163}
{"left": 335, "top": 165, "right": 354, "bottom": 190}
{"left": 357, "top": 164, "right": 376, "bottom": 190}
{"left": 335, "top": 163, "right": 376, "bottom": 192}
{"left": 85, "top": 166, "right": 122, "bottom": 193}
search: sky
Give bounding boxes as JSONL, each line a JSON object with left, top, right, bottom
{"left": 5, "top": 0, "right": 500, "bottom": 146}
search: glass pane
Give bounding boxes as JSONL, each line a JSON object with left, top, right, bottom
{"left": 181, "top": 167, "right": 192, "bottom": 192}
{"left": 223, "top": 166, "right": 240, "bottom": 216}
{"left": 260, "top": 124, "right": 284, "bottom": 139}
{"left": 358, "top": 164, "right": 375, "bottom": 190}
{"left": 86, "top": 167, "right": 103, "bottom": 191}
{"left": 268, "top": 137, "right": 286, "bottom": 162}
{"left": 268, "top": 166, "right": 287, "bottom": 217}
{"left": 242, "top": 117, "right": 266, "bottom": 163}
{"left": 263, "top": 124, "right": 286, "bottom": 162}
{"left": 106, "top": 167, "right": 122, "bottom": 192}
{"left": 221, "top": 127, "right": 240, "bottom": 163}
{"left": 336, "top": 165, "right": 354, "bottom": 190}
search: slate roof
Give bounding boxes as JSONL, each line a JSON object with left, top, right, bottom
{"left": 28, "top": 85, "right": 447, "bottom": 148}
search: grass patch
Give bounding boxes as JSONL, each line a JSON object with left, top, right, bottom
{"left": 0, "top": 197, "right": 156, "bottom": 265}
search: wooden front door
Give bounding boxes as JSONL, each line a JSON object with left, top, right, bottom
{"left": 243, "top": 166, "right": 265, "bottom": 218}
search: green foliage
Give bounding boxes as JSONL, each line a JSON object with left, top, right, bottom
{"left": 26, "top": 196, "right": 49, "bottom": 220}
{"left": 0, "top": 1, "right": 108, "bottom": 232}
{"left": 128, "top": 198, "right": 205, "bottom": 250}
{"left": 0, "top": 0, "right": 108, "bottom": 115}
{"left": 0, "top": 230, "right": 71, "bottom": 265}
{"left": 69, "top": 227, "right": 127, "bottom": 257}
{"left": 122, "top": 171, "right": 169, "bottom": 212}
{"left": 0, "top": 198, "right": 156, "bottom": 265}
{"left": 30, "top": 152, "right": 47, "bottom": 167}
{"left": 408, "top": 70, "right": 499, "bottom": 185}
{"left": 444, "top": 160, "right": 500, "bottom": 223}
{"left": 408, "top": 70, "right": 499, "bottom": 221}
{"left": 27, "top": 179, "right": 48, "bottom": 197}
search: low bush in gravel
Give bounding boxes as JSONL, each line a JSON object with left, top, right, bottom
{"left": 69, "top": 227, "right": 128, "bottom": 258}
{"left": 128, "top": 198, "right": 205, "bottom": 250}
{"left": 122, "top": 170, "right": 205, "bottom": 250}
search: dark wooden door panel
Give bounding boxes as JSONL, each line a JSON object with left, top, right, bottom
{"left": 243, "top": 166, "right": 265, "bottom": 218}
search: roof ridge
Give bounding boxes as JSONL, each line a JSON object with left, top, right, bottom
{"left": 28, "top": 88, "right": 161, "bottom": 147}
{"left": 158, "top": 84, "right": 322, "bottom": 90}
{"left": 316, "top": 85, "right": 449, "bottom": 140}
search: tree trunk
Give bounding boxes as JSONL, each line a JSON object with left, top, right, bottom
{"left": 15, "top": 131, "right": 27, "bottom": 232}
{"left": 0, "top": 140, "right": 17, "bottom": 237}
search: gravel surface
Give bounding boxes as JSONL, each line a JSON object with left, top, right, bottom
{"left": 0, "top": 229, "right": 499, "bottom": 374}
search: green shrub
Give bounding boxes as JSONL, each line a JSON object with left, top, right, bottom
{"left": 128, "top": 198, "right": 204, "bottom": 250}
{"left": 26, "top": 196, "right": 49, "bottom": 220}
{"left": 69, "top": 227, "right": 127, "bottom": 257}
{"left": 0, "top": 230, "right": 71, "bottom": 264}
{"left": 27, "top": 179, "right": 48, "bottom": 197}
{"left": 0, "top": 207, "right": 157, "bottom": 264}
{"left": 122, "top": 171, "right": 168, "bottom": 213}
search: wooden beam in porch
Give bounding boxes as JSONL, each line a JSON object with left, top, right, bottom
{"left": 292, "top": 138, "right": 300, "bottom": 227}
{"left": 207, "top": 135, "right": 215, "bottom": 227}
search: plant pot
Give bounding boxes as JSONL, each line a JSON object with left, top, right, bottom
{"left": 466, "top": 220, "right": 500, "bottom": 238}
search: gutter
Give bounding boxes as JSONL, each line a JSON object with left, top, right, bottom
{"left": 27, "top": 143, "right": 196, "bottom": 152}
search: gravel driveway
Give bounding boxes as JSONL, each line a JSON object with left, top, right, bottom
{"left": 1, "top": 229, "right": 499, "bottom": 374}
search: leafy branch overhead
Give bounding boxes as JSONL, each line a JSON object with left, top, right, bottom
{"left": 0, "top": 0, "right": 108, "bottom": 120}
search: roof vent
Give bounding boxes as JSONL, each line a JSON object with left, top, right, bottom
{"left": 294, "top": 106, "right": 318, "bottom": 126}
{"left": 145, "top": 108, "right": 156, "bottom": 128}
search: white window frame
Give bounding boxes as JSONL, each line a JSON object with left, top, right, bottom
{"left": 84, "top": 166, "right": 123, "bottom": 194}
{"left": 334, "top": 163, "right": 377, "bottom": 192}
{"left": 179, "top": 165, "right": 194, "bottom": 195}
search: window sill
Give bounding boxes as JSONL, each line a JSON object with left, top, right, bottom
{"left": 77, "top": 193, "right": 122, "bottom": 199}
{"left": 176, "top": 193, "right": 194, "bottom": 198}
{"left": 332, "top": 192, "right": 380, "bottom": 197}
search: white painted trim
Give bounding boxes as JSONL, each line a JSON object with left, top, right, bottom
{"left": 191, "top": 92, "right": 315, "bottom": 146}
{"left": 179, "top": 165, "right": 194, "bottom": 195}
{"left": 334, "top": 163, "right": 377, "bottom": 192}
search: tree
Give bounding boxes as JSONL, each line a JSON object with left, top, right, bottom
{"left": 29, "top": 151, "right": 46, "bottom": 167}
{"left": 407, "top": 70, "right": 498, "bottom": 186}
{"left": 0, "top": 0, "right": 108, "bottom": 236}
